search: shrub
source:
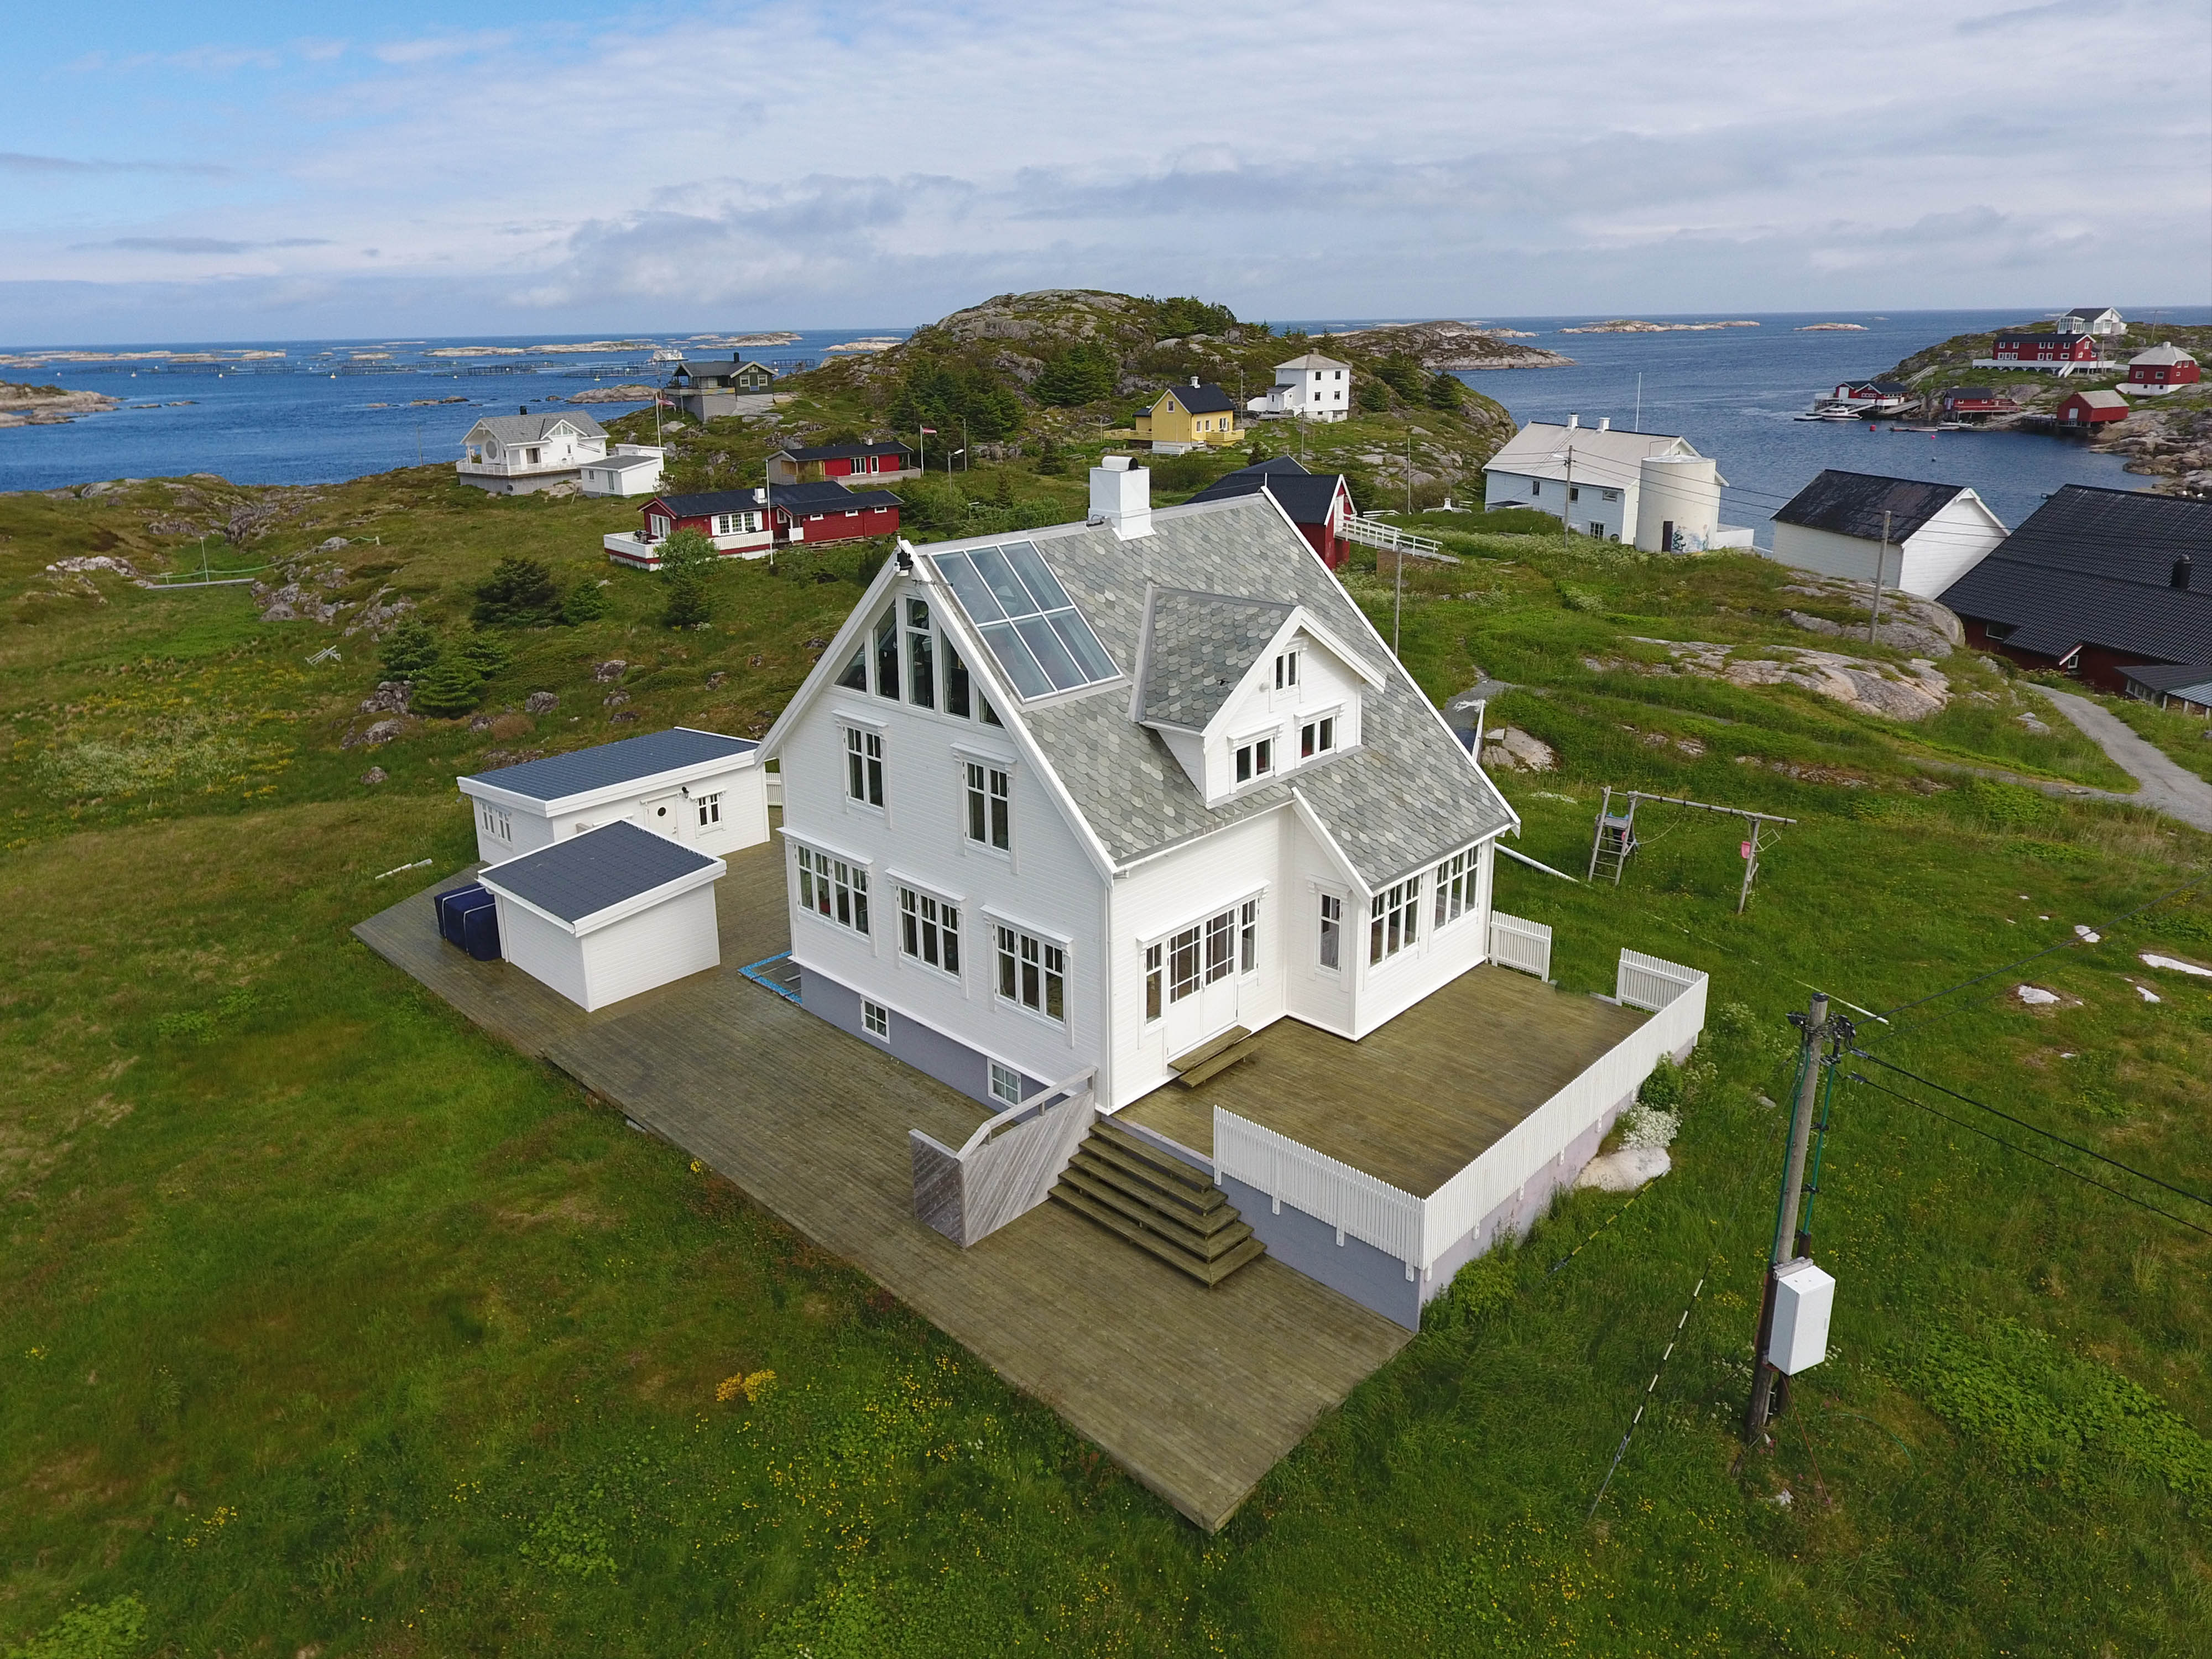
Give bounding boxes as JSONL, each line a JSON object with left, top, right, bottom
{"left": 662, "top": 572, "right": 712, "bottom": 629}
{"left": 1427, "top": 372, "right": 1466, "bottom": 411}
{"left": 1637, "top": 1056, "right": 1686, "bottom": 1111}
{"left": 412, "top": 655, "right": 486, "bottom": 717}
{"left": 1149, "top": 450, "right": 1233, "bottom": 492}
{"left": 1034, "top": 437, "right": 1068, "bottom": 476}
{"left": 3, "top": 1593, "right": 148, "bottom": 1659}
{"left": 561, "top": 579, "right": 611, "bottom": 624}
{"left": 1033, "top": 343, "right": 1119, "bottom": 407}
{"left": 457, "top": 632, "right": 512, "bottom": 677}
{"left": 378, "top": 617, "right": 441, "bottom": 679}
{"left": 655, "top": 528, "right": 718, "bottom": 577}
{"left": 471, "top": 556, "right": 562, "bottom": 627}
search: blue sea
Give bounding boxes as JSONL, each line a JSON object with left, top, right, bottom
{"left": 4, "top": 308, "right": 2204, "bottom": 544}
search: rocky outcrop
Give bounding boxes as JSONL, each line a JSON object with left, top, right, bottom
{"left": 1618, "top": 637, "right": 1952, "bottom": 721}
{"left": 1321, "top": 319, "right": 1574, "bottom": 370}
{"left": 0, "top": 383, "right": 122, "bottom": 426}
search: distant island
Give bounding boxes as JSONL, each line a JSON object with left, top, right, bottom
{"left": 0, "top": 382, "right": 122, "bottom": 427}
{"left": 1319, "top": 319, "right": 1573, "bottom": 368}
{"left": 1558, "top": 319, "right": 1760, "bottom": 334}
{"left": 1797, "top": 323, "right": 1868, "bottom": 331}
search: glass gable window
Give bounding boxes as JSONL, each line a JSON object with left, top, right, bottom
{"left": 873, "top": 608, "right": 899, "bottom": 700}
{"left": 906, "top": 597, "right": 935, "bottom": 708}
{"left": 928, "top": 542, "right": 1119, "bottom": 701}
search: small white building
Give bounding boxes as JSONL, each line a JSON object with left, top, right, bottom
{"left": 457, "top": 727, "right": 769, "bottom": 866}
{"left": 579, "top": 446, "right": 667, "bottom": 497}
{"left": 478, "top": 820, "right": 726, "bottom": 1011}
{"left": 456, "top": 410, "right": 609, "bottom": 495}
{"left": 1481, "top": 416, "right": 1754, "bottom": 551}
{"left": 1246, "top": 352, "right": 1353, "bottom": 422}
{"left": 1770, "top": 470, "right": 2008, "bottom": 598}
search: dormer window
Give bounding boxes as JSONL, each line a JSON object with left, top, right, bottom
{"left": 1274, "top": 650, "right": 1300, "bottom": 690}
{"left": 1235, "top": 737, "right": 1274, "bottom": 784}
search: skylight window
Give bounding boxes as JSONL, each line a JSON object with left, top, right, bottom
{"left": 928, "top": 541, "right": 1119, "bottom": 700}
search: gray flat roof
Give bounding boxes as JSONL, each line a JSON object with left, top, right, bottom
{"left": 481, "top": 820, "right": 719, "bottom": 924}
{"left": 465, "top": 727, "right": 757, "bottom": 804}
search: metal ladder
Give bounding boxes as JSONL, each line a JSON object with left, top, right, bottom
{"left": 1587, "top": 786, "right": 1640, "bottom": 885}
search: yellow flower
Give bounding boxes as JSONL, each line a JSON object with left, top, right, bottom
{"left": 742, "top": 1370, "right": 777, "bottom": 1403}
{"left": 715, "top": 1374, "right": 745, "bottom": 1402}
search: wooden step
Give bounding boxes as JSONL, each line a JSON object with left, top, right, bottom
{"left": 1175, "top": 1034, "right": 1261, "bottom": 1089}
{"left": 1061, "top": 1157, "right": 1244, "bottom": 1243}
{"left": 1168, "top": 1025, "right": 1250, "bottom": 1074}
{"left": 1054, "top": 1169, "right": 1255, "bottom": 1261}
{"left": 1048, "top": 1187, "right": 1267, "bottom": 1287}
{"left": 1090, "top": 1119, "right": 1217, "bottom": 1193}
{"left": 1065, "top": 1146, "right": 1230, "bottom": 1229}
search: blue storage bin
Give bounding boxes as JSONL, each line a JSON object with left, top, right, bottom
{"left": 438, "top": 884, "right": 491, "bottom": 946}
{"left": 460, "top": 899, "right": 502, "bottom": 962}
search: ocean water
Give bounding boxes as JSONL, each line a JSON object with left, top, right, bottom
{"left": 5, "top": 309, "right": 2204, "bottom": 544}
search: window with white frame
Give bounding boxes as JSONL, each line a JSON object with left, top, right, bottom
{"left": 1434, "top": 848, "right": 1473, "bottom": 927}
{"left": 478, "top": 803, "right": 513, "bottom": 842}
{"left": 988, "top": 1061, "right": 1024, "bottom": 1106}
{"left": 1235, "top": 735, "right": 1275, "bottom": 785}
{"left": 1370, "top": 875, "right": 1420, "bottom": 963}
{"left": 862, "top": 999, "right": 890, "bottom": 1040}
{"left": 844, "top": 726, "right": 884, "bottom": 808}
{"left": 1274, "top": 650, "right": 1300, "bottom": 690}
{"left": 695, "top": 792, "right": 722, "bottom": 829}
{"left": 1144, "top": 941, "right": 1164, "bottom": 1021}
{"left": 1300, "top": 714, "right": 1337, "bottom": 760}
{"left": 899, "top": 888, "right": 961, "bottom": 977}
{"left": 1318, "top": 892, "right": 1343, "bottom": 969}
{"left": 994, "top": 924, "right": 1065, "bottom": 1023}
{"left": 964, "top": 761, "right": 1011, "bottom": 851}
{"left": 1240, "top": 899, "right": 1258, "bottom": 974}
{"left": 873, "top": 607, "right": 899, "bottom": 701}
{"left": 906, "top": 597, "right": 935, "bottom": 708}
{"left": 795, "top": 846, "right": 869, "bottom": 935}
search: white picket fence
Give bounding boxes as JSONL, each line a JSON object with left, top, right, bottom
{"left": 1211, "top": 947, "right": 1708, "bottom": 1288}
{"left": 1489, "top": 911, "right": 1552, "bottom": 979}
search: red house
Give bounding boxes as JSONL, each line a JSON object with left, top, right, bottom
{"left": 768, "top": 480, "right": 902, "bottom": 545}
{"left": 767, "top": 441, "right": 919, "bottom": 486}
{"left": 1989, "top": 331, "right": 2102, "bottom": 367}
{"left": 1186, "top": 457, "right": 1357, "bottom": 568}
{"left": 2126, "top": 343, "right": 2200, "bottom": 394}
{"left": 1940, "top": 386, "right": 2020, "bottom": 420}
{"left": 607, "top": 488, "right": 774, "bottom": 566}
{"left": 2056, "top": 389, "right": 2129, "bottom": 425}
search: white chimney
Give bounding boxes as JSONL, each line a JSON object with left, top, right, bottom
{"left": 1598, "top": 416, "right": 1611, "bottom": 431}
{"left": 1566, "top": 413, "right": 1580, "bottom": 430}
{"left": 1190, "top": 375, "right": 1201, "bottom": 388}
{"left": 1089, "top": 455, "right": 1152, "bottom": 539}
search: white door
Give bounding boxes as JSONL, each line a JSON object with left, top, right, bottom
{"left": 640, "top": 791, "right": 684, "bottom": 839}
{"left": 1162, "top": 904, "right": 1244, "bottom": 1057}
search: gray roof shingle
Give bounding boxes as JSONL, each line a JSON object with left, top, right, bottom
{"left": 481, "top": 820, "right": 720, "bottom": 925}
{"left": 927, "top": 497, "right": 1515, "bottom": 888}
{"left": 468, "top": 411, "right": 607, "bottom": 443}
{"left": 1137, "top": 589, "right": 1295, "bottom": 729}
{"left": 466, "top": 727, "right": 757, "bottom": 804}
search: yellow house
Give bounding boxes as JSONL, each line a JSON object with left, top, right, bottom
{"left": 1135, "top": 378, "right": 1243, "bottom": 450}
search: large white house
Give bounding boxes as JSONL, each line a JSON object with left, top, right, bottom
{"left": 1771, "top": 469, "right": 2008, "bottom": 598}
{"left": 1246, "top": 352, "right": 1353, "bottom": 422}
{"left": 456, "top": 409, "right": 612, "bottom": 494}
{"left": 1482, "top": 416, "right": 1753, "bottom": 552}
{"left": 759, "top": 459, "right": 1520, "bottom": 1115}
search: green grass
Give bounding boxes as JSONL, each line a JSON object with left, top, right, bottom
{"left": 2104, "top": 691, "right": 2212, "bottom": 786}
{"left": 6, "top": 472, "right": 2212, "bottom": 1655}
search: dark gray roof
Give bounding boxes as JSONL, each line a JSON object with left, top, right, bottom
{"left": 1137, "top": 589, "right": 1295, "bottom": 729}
{"left": 1187, "top": 457, "right": 1349, "bottom": 527}
{"left": 654, "top": 489, "right": 764, "bottom": 516}
{"left": 1773, "top": 471, "right": 1976, "bottom": 543}
{"left": 922, "top": 495, "right": 1514, "bottom": 888}
{"left": 774, "top": 480, "right": 902, "bottom": 513}
{"left": 1156, "top": 383, "right": 1237, "bottom": 415}
{"left": 1940, "top": 487, "right": 2212, "bottom": 665}
{"left": 2121, "top": 662, "right": 2212, "bottom": 694}
{"left": 466, "top": 727, "right": 757, "bottom": 804}
{"left": 481, "top": 820, "right": 719, "bottom": 924}
{"left": 670, "top": 358, "right": 770, "bottom": 382}
{"left": 778, "top": 441, "right": 914, "bottom": 462}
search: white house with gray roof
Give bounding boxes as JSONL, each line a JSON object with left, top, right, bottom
{"left": 1246, "top": 352, "right": 1353, "bottom": 421}
{"left": 759, "top": 458, "right": 1520, "bottom": 1116}
{"left": 1483, "top": 416, "right": 1753, "bottom": 552}
{"left": 457, "top": 409, "right": 610, "bottom": 494}
{"left": 457, "top": 727, "right": 768, "bottom": 865}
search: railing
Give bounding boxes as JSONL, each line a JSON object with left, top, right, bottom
{"left": 1212, "top": 1110, "right": 1425, "bottom": 1274}
{"left": 1489, "top": 911, "right": 1552, "bottom": 979}
{"left": 1341, "top": 517, "right": 1446, "bottom": 559}
{"left": 1618, "top": 948, "right": 1700, "bottom": 1013}
{"left": 910, "top": 1069, "right": 1096, "bottom": 1248}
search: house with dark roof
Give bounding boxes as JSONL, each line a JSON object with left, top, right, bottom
{"left": 1977, "top": 332, "right": 2106, "bottom": 373}
{"left": 1135, "top": 379, "right": 1243, "bottom": 452}
{"left": 458, "top": 727, "right": 768, "bottom": 864}
{"left": 2120, "top": 662, "right": 2212, "bottom": 719}
{"left": 768, "top": 440, "right": 917, "bottom": 486}
{"left": 1186, "top": 456, "right": 1358, "bottom": 568}
{"left": 2059, "top": 306, "right": 2126, "bottom": 338}
{"left": 757, "top": 456, "right": 1707, "bottom": 1324}
{"left": 769, "top": 479, "right": 903, "bottom": 545}
{"left": 1940, "top": 385, "right": 2021, "bottom": 420}
{"left": 665, "top": 356, "right": 778, "bottom": 419}
{"left": 606, "top": 489, "right": 774, "bottom": 567}
{"left": 457, "top": 408, "right": 609, "bottom": 495}
{"left": 1939, "top": 486, "right": 2212, "bottom": 691}
{"left": 1770, "top": 469, "right": 2008, "bottom": 597}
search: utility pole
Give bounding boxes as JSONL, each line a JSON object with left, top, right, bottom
{"left": 1868, "top": 509, "right": 1891, "bottom": 644}
{"left": 1745, "top": 993, "right": 1829, "bottom": 1441}
{"left": 1562, "top": 446, "right": 1574, "bottom": 552}
{"left": 1404, "top": 421, "right": 1415, "bottom": 514}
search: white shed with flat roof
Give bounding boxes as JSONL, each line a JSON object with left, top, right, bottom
{"left": 458, "top": 727, "right": 768, "bottom": 865}
{"left": 478, "top": 820, "right": 727, "bottom": 1010}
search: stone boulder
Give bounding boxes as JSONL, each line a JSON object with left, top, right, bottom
{"left": 359, "top": 766, "right": 388, "bottom": 785}
{"left": 341, "top": 718, "right": 406, "bottom": 749}
{"left": 1481, "top": 726, "right": 1558, "bottom": 772}
{"left": 592, "top": 660, "right": 627, "bottom": 682}
{"left": 359, "top": 681, "right": 411, "bottom": 716}
{"left": 524, "top": 690, "right": 559, "bottom": 714}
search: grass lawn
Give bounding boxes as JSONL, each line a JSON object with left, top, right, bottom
{"left": 5, "top": 470, "right": 2211, "bottom": 1655}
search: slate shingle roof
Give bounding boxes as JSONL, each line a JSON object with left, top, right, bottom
{"left": 1136, "top": 589, "right": 1295, "bottom": 729}
{"left": 1157, "top": 383, "right": 1237, "bottom": 415}
{"left": 467, "top": 412, "right": 606, "bottom": 443}
{"left": 1773, "top": 470, "right": 1980, "bottom": 543}
{"left": 466, "top": 728, "right": 758, "bottom": 804}
{"left": 480, "top": 820, "right": 721, "bottom": 925}
{"left": 1939, "top": 486, "right": 2212, "bottom": 665}
{"left": 922, "top": 495, "right": 1515, "bottom": 888}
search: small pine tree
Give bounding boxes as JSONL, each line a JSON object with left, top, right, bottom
{"left": 1427, "top": 372, "right": 1466, "bottom": 412}
{"left": 662, "top": 571, "right": 712, "bottom": 629}
{"left": 991, "top": 469, "right": 1015, "bottom": 507}
{"left": 378, "top": 617, "right": 440, "bottom": 679}
{"left": 458, "top": 631, "right": 512, "bottom": 677}
{"left": 561, "top": 579, "right": 610, "bottom": 624}
{"left": 1034, "top": 437, "right": 1067, "bottom": 476}
{"left": 411, "top": 655, "right": 485, "bottom": 718}
{"left": 471, "top": 556, "right": 562, "bottom": 627}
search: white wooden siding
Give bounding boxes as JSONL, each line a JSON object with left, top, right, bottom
{"left": 580, "top": 885, "right": 720, "bottom": 1010}
{"left": 493, "top": 898, "right": 592, "bottom": 1007}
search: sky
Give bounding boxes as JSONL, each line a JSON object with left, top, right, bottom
{"left": 4, "top": 0, "right": 2208, "bottom": 345}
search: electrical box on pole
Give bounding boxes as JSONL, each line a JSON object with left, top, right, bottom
{"left": 1766, "top": 1258, "right": 1835, "bottom": 1375}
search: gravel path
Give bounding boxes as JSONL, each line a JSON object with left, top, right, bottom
{"left": 2028, "top": 684, "right": 2212, "bottom": 833}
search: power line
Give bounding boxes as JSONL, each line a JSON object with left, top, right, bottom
{"left": 1847, "top": 1070, "right": 2212, "bottom": 1241}
{"left": 1851, "top": 1050, "right": 2212, "bottom": 1213}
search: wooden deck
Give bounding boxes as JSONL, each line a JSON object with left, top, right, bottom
{"left": 353, "top": 840, "right": 1409, "bottom": 1532}
{"left": 1121, "top": 966, "right": 1651, "bottom": 1197}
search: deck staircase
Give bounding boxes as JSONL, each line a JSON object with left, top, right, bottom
{"left": 1168, "top": 1025, "right": 1260, "bottom": 1089}
{"left": 1050, "top": 1119, "right": 1267, "bottom": 1287}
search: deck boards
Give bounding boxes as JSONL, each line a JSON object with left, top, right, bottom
{"left": 353, "top": 840, "right": 1409, "bottom": 1531}
{"left": 1121, "top": 966, "right": 1650, "bottom": 1196}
